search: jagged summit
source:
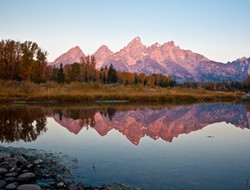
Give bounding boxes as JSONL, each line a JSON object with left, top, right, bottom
{"left": 94, "top": 45, "right": 114, "bottom": 68}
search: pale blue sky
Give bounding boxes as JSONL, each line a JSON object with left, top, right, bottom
{"left": 1, "top": 0, "right": 249, "bottom": 62}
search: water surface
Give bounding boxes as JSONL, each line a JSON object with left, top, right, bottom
{"left": 1, "top": 103, "right": 250, "bottom": 190}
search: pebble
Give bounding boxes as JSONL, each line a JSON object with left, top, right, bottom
{"left": 5, "top": 182, "right": 18, "bottom": 189}
{"left": 26, "top": 163, "right": 34, "bottom": 169}
{"left": 17, "top": 184, "right": 41, "bottom": 190}
{"left": 0, "top": 168, "right": 8, "bottom": 174}
{"left": 33, "top": 159, "right": 43, "bottom": 165}
{"left": 5, "top": 172, "right": 18, "bottom": 177}
{"left": 57, "top": 182, "right": 65, "bottom": 187}
{"left": 14, "top": 155, "right": 27, "bottom": 165}
{"left": 4, "top": 177, "right": 16, "bottom": 183}
{"left": 17, "top": 172, "right": 35, "bottom": 181}
{"left": 0, "top": 180, "right": 6, "bottom": 188}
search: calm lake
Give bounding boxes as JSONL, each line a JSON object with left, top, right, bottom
{"left": 1, "top": 102, "right": 250, "bottom": 190}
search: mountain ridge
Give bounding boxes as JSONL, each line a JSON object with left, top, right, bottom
{"left": 50, "top": 37, "right": 250, "bottom": 82}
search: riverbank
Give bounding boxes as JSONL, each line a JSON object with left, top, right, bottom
{"left": 0, "top": 146, "right": 140, "bottom": 190}
{"left": 0, "top": 81, "right": 243, "bottom": 103}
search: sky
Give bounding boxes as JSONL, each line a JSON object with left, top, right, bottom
{"left": 0, "top": 0, "right": 249, "bottom": 63}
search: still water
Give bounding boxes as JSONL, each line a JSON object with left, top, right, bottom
{"left": 1, "top": 103, "right": 250, "bottom": 190}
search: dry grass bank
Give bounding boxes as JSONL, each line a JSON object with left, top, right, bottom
{"left": 0, "top": 80, "right": 243, "bottom": 103}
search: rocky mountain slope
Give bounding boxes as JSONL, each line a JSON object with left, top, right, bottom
{"left": 50, "top": 37, "right": 250, "bottom": 82}
{"left": 51, "top": 46, "right": 85, "bottom": 67}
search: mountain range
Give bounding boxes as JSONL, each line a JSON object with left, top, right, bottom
{"left": 50, "top": 37, "right": 250, "bottom": 82}
{"left": 50, "top": 104, "right": 250, "bottom": 145}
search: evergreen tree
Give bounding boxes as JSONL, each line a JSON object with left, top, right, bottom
{"left": 107, "top": 64, "right": 118, "bottom": 84}
{"left": 57, "top": 63, "right": 64, "bottom": 83}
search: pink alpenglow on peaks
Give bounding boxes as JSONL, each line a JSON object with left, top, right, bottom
{"left": 51, "top": 46, "right": 85, "bottom": 67}
{"left": 51, "top": 37, "right": 250, "bottom": 83}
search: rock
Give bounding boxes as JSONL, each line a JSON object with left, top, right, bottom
{"left": 4, "top": 158, "right": 18, "bottom": 168}
{"left": 69, "top": 181, "right": 85, "bottom": 190}
{"left": 57, "top": 182, "right": 65, "bottom": 187}
{"left": 21, "top": 169, "right": 29, "bottom": 173}
{"left": 0, "top": 180, "right": 6, "bottom": 188}
{"left": 5, "top": 172, "right": 18, "bottom": 177}
{"left": 26, "top": 163, "right": 34, "bottom": 169}
{"left": 9, "top": 167, "right": 16, "bottom": 172}
{"left": 17, "top": 172, "right": 35, "bottom": 181}
{"left": 17, "top": 184, "right": 41, "bottom": 190}
{"left": 0, "top": 168, "right": 8, "bottom": 174}
{"left": 33, "top": 159, "right": 43, "bottom": 165}
{"left": 0, "top": 162, "right": 10, "bottom": 170}
{"left": 5, "top": 182, "right": 18, "bottom": 189}
{"left": 14, "top": 155, "right": 27, "bottom": 165}
{"left": 4, "top": 177, "right": 16, "bottom": 183}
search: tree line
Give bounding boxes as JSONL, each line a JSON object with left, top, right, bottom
{"left": 1, "top": 39, "right": 250, "bottom": 91}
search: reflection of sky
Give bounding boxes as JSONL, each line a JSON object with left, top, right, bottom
{"left": 3, "top": 118, "right": 250, "bottom": 189}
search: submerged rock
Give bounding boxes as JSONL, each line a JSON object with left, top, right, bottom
{"left": 69, "top": 181, "right": 84, "bottom": 190}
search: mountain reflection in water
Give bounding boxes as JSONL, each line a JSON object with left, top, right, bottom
{"left": 0, "top": 103, "right": 250, "bottom": 144}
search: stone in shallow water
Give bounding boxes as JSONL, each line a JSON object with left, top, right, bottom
{"left": 17, "top": 172, "right": 35, "bottom": 181}
{"left": 69, "top": 181, "right": 84, "bottom": 190}
{"left": 17, "top": 184, "right": 41, "bottom": 190}
{"left": 0, "top": 180, "right": 6, "bottom": 188}
{"left": 0, "top": 168, "right": 8, "bottom": 174}
{"left": 57, "top": 182, "right": 65, "bottom": 187}
{"left": 5, "top": 182, "right": 18, "bottom": 189}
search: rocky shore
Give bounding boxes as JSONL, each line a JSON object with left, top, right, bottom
{"left": 0, "top": 146, "right": 140, "bottom": 190}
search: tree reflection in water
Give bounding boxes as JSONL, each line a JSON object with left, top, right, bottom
{"left": 0, "top": 105, "right": 47, "bottom": 142}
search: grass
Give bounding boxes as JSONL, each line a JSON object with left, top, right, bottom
{"left": 0, "top": 80, "right": 244, "bottom": 103}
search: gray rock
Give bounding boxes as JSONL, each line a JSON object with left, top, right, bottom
{"left": 5, "top": 172, "right": 17, "bottom": 177}
{"left": 9, "top": 167, "right": 16, "bottom": 172}
{"left": 0, "top": 162, "right": 12, "bottom": 170}
{"left": 21, "top": 169, "right": 29, "bottom": 173}
{"left": 69, "top": 181, "right": 85, "bottom": 190}
{"left": 0, "top": 168, "right": 8, "bottom": 174}
{"left": 5, "top": 182, "right": 18, "bottom": 189}
{"left": 0, "top": 180, "right": 6, "bottom": 188}
{"left": 17, "top": 172, "right": 35, "bottom": 181}
{"left": 26, "top": 164, "right": 33, "bottom": 169}
{"left": 57, "top": 182, "right": 65, "bottom": 187}
{"left": 17, "top": 184, "right": 41, "bottom": 190}
{"left": 4, "top": 177, "right": 16, "bottom": 183}
{"left": 5, "top": 158, "right": 18, "bottom": 167}
{"left": 14, "top": 155, "right": 27, "bottom": 165}
{"left": 33, "top": 159, "right": 43, "bottom": 165}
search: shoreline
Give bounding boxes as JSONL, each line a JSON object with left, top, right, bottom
{"left": 0, "top": 145, "right": 140, "bottom": 190}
